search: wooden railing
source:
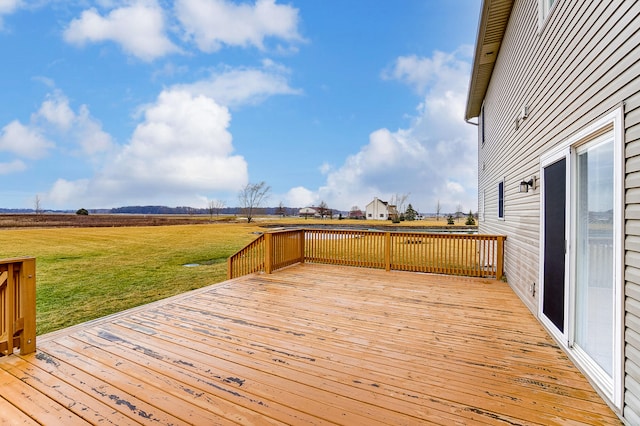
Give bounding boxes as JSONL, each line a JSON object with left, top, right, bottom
{"left": 0, "top": 258, "right": 36, "bottom": 356}
{"left": 227, "top": 234, "right": 266, "bottom": 278}
{"left": 267, "top": 230, "right": 305, "bottom": 273}
{"left": 228, "top": 229, "right": 505, "bottom": 280}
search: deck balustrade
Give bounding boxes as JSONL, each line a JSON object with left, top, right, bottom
{"left": 228, "top": 229, "right": 505, "bottom": 280}
{"left": 0, "top": 231, "right": 503, "bottom": 357}
{"left": 0, "top": 257, "right": 36, "bottom": 356}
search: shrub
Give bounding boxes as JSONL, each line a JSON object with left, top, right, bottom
{"left": 465, "top": 210, "right": 476, "bottom": 226}
{"left": 76, "top": 208, "right": 89, "bottom": 215}
{"left": 447, "top": 215, "right": 455, "bottom": 225}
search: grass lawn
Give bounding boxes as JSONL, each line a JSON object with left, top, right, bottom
{"left": 0, "top": 223, "right": 261, "bottom": 335}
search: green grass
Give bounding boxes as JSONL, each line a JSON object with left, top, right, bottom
{"left": 0, "top": 223, "right": 260, "bottom": 335}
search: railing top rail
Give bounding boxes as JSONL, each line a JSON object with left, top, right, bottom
{"left": 265, "top": 228, "right": 505, "bottom": 239}
{"left": 227, "top": 234, "right": 264, "bottom": 258}
{"left": 0, "top": 257, "right": 36, "bottom": 264}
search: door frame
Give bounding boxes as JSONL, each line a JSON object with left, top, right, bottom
{"left": 538, "top": 107, "right": 624, "bottom": 409}
{"left": 539, "top": 147, "right": 571, "bottom": 343}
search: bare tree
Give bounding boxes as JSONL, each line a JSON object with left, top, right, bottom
{"left": 238, "top": 181, "right": 271, "bottom": 223}
{"left": 390, "top": 193, "right": 409, "bottom": 221}
{"left": 276, "top": 201, "right": 286, "bottom": 217}
{"left": 456, "top": 203, "right": 463, "bottom": 222}
{"left": 34, "top": 195, "right": 43, "bottom": 215}
{"left": 317, "top": 200, "right": 329, "bottom": 219}
{"left": 207, "top": 199, "right": 226, "bottom": 219}
{"left": 435, "top": 200, "right": 441, "bottom": 221}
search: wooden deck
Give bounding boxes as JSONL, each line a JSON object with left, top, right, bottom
{"left": 0, "top": 264, "right": 621, "bottom": 425}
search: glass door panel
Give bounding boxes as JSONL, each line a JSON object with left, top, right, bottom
{"left": 542, "top": 158, "right": 567, "bottom": 334}
{"left": 575, "top": 137, "right": 614, "bottom": 377}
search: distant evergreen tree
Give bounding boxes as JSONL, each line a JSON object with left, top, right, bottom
{"left": 465, "top": 210, "right": 476, "bottom": 226}
{"left": 404, "top": 204, "right": 418, "bottom": 221}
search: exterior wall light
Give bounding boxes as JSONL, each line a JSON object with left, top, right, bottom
{"left": 519, "top": 176, "right": 538, "bottom": 193}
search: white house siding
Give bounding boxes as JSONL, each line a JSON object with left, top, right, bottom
{"left": 477, "top": 0, "right": 640, "bottom": 419}
{"left": 365, "top": 198, "right": 389, "bottom": 220}
{"left": 625, "top": 88, "right": 640, "bottom": 424}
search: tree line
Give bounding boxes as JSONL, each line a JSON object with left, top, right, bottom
{"left": 22, "top": 182, "right": 477, "bottom": 225}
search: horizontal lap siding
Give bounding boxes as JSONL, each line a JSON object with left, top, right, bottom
{"left": 479, "top": 0, "right": 639, "bottom": 419}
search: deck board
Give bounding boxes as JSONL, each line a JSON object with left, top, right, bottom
{"left": 0, "top": 264, "right": 621, "bottom": 425}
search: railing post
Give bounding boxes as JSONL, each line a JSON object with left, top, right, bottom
{"left": 299, "top": 230, "right": 306, "bottom": 264}
{"left": 496, "top": 236, "right": 505, "bottom": 281}
{"left": 1, "top": 258, "right": 36, "bottom": 356}
{"left": 20, "top": 258, "right": 36, "bottom": 355}
{"left": 5, "top": 264, "right": 14, "bottom": 357}
{"left": 265, "top": 233, "right": 273, "bottom": 274}
{"left": 384, "top": 232, "right": 391, "bottom": 271}
{"left": 227, "top": 257, "right": 233, "bottom": 280}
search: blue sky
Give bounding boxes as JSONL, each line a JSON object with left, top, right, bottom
{"left": 0, "top": 0, "right": 481, "bottom": 213}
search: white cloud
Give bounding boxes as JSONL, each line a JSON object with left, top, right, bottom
{"left": 0, "top": 121, "right": 53, "bottom": 159}
{"left": 0, "top": 0, "right": 20, "bottom": 15}
{"left": 48, "top": 178, "right": 89, "bottom": 205}
{"left": 64, "top": 1, "right": 178, "bottom": 61}
{"left": 34, "top": 91, "right": 114, "bottom": 156}
{"left": 37, "top": 93, "right": 75, "bottom": 131}
{"left": 318, "top": 162, "right": 331, "bottom": 175}
{"left": 0, "top": 91, "right": 113, "bottom": 176}
{"left": 174, "top": 60, "right": 301, "bottom": 107}
{"left": 0, "top": 159, "right": 26, "bottom": 175}
{"left": 293, "top": 47, "right": 478, "bottom": 214}
{"left": 283, "top": 186, "right": 315, "bottom": 208}
{"left": 382, "top": 46, "right": 473, "bottom": 96}
{"left": 74, "top": 105, "right": 114, "bottom": 155}
{"left": 46, "top": 89, "right": 248, "bottom": 208}
{"left": 176, "top": 0, "right": 302, "bottom": 53}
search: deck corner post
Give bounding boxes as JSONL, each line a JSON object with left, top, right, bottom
{"left": 5, "top": 263, "right": 15, "bottom": 357}
{"left": 496, "top": 236, "right": 505, "bottom": 280}
{"left": 19, "top": 258, "right": 36, "bottom": 355}
{"left": 299, "top": 230, "right": 306, "bottom": 264}
{"left": 227, "top": 257, "right": 233, "bottom": 280}
{"left": 265, "top": 233, "right": 273, "bottom": 274}
{"left": 384, "top": 232, "right": 391, "bottom": 271}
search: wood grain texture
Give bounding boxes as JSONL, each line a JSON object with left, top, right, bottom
{"left": 0, "top": 264, "right": 621, "bottom": 425}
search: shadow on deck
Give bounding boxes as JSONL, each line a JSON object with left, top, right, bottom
{"left": 0, "top": 264, "right": 621, "bottom": 425}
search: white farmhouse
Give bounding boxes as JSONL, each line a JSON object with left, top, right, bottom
{"left": 298, "top": 207, "right": 318, "bottom": 218}
{"left": 365, "top": 198, "right": 397, "bottom": 220}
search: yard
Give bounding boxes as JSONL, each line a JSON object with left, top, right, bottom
{"left": 0, "top": 215, "right": 471, "bottom": 334}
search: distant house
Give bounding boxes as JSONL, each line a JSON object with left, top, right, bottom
{"left": 348, "top": 208, "right": 364, "bottom": 219}
{"left": 298, "top": 207, "right": 318, "bottom": 218}
{"left": 465, "top": 0, "right": 639, "bottom": 419}
{"left": 365, "top": 198, "right": 397, "bottom": 220}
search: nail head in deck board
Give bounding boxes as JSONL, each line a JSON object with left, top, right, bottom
{"left": 1, "top": 264, "right": 622, "bottom": 424}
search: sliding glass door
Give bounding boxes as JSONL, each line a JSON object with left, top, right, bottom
{"left": 574, "top": 135, "right": 615, "bottom": 378}
{"left": 539, "top": 109, "right": 622, "bottom": 408}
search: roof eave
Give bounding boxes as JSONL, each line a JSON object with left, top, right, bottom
{"left": 464, "top": 0, "right": 515, "bottom": 120}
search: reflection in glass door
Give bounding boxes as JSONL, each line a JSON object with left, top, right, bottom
{"left": 574, "top": 135, "right": 614, "bottom": 378}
